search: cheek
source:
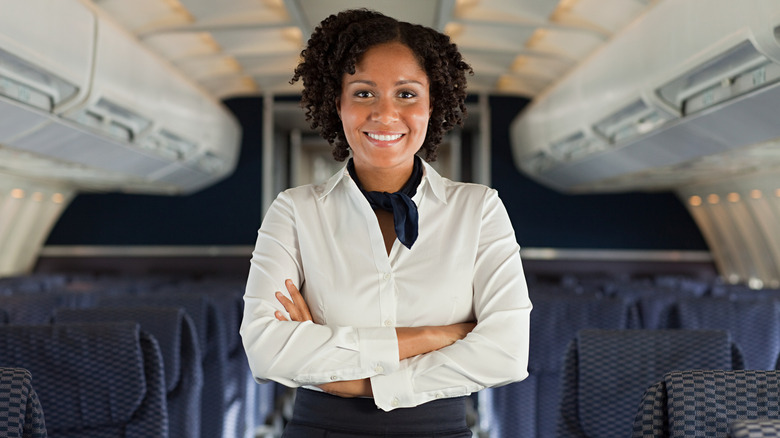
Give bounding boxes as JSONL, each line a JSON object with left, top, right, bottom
{"left": 410, "top": 110, "right": 431, "bottom": 134}
{"left": 339, "top": 104, "right": 366, "bottom": 130}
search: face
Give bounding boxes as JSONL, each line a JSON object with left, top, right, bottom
{"left": 337, "top": 42, "right": 431, "bottom": 176}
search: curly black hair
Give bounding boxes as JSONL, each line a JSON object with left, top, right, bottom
{"left": 290, "top": 9, "right": 473, "bottom": 162}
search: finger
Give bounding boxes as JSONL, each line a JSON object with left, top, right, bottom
{"left": 276, "top": 291, "right": 301, "bottom": 321}
{"left": 286, "top": 280, "right": 312, "bottom": 320}
{"left": 274, "top": 310, "right": 288, "bottom": 321}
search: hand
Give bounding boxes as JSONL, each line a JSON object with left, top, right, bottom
{"left": 437, "top": 322, "right": 477, "bottom": 345}
{"left": 274, "top": 279, "right": 312, "bottom": 322}
{"left": 318, "top": 378, "right": 373, "bottom": 398}
{"left": 396, "top": 322, "right": 476, "bottom": 360}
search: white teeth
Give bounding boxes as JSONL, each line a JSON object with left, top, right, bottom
{"left": 367, "top": 133, "right": 403, "bottom": 141}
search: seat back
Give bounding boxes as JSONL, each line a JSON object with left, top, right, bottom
{"left": 0, "top": 322, "right": 167, "bottom": 437}
{"left": 487, "top": 295, "right": 637, "bottom": 438}
{"left": 99, "top": 294, "right": 226, "bottom": 438}
{"left": 53, "top": 307, "right": 202, "bottom": 438}
{"left": 730, "top": 419, "right": 780, "bottom": 438}
{"left": 559, "top": 329, "right": 740, "bottom": 438}
{"left": 0, "top": 367, "right": 47, "bottom": 438}
{"left": 0, "top": 293, "right": 94, "bottom": 324}
{"left": 634, "top": 370, "right": 780, "bottom": 438}
{"left": 665, "top": 298, "right": 780, "bottom": 370}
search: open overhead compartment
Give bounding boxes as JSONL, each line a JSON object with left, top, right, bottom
{"left": 0, "top": 0, "right": 240, "bottom": 195}
{"left": 511, "top": 0, "right": 780, "bottom": 193}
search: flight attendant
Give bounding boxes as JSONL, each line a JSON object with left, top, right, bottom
{"left": 241, "top": 8, "right": 532, "bottom": 437}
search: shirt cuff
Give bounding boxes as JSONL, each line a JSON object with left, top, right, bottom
{"left": 370, "top": 366, "right": 416, "bottom": 411}
{"left": 356, "top": 326, "right": 400, "bottom": 376}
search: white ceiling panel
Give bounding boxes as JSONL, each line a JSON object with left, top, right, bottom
{"left": 88, "top": 0, "right": 658, "bottom": 98}
{"left": 176, "top": 0, "right": 286, "bottom": 23}
{"left": 210, "top": 27, "right": 303, "bottom": 56}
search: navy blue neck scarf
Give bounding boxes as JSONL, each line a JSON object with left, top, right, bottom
{"left": 347, "top": 157, "right": 423, "bottom": 250}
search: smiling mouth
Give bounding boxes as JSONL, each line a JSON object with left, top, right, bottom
{"left": 365, "top": 132, "right": 404, "bottom": 142}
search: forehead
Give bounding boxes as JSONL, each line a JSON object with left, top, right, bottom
{"left": 350, "top": 42, "right": 428, "bottom": 81}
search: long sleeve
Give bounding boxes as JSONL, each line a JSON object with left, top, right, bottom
{"left": 240, "top": 190, "right": 400, "bottom": 388}
{"left": 369, "top": 189, "right": 532, "bottom": 410}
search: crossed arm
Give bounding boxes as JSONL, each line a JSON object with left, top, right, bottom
{"left": 274, "top": 279, "right": 476, "bottom": 398}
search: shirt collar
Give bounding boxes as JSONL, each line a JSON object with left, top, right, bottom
{"left": 316, "top": 159, "right": 448, "bottom": 205}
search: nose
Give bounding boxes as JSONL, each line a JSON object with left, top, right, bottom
{"left": 370, "top": 98, "right": 399, "bottom": 124}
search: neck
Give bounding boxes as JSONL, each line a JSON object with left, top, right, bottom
{"left": 352, "top": 160, "right": 416, "bottom": 193}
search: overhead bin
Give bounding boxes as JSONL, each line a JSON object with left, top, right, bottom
{"left": 0, "top": 0, "right": 94, "bottom": 143}
{"left": 0, "top": 0, "right": 240, "bottom": 195}
{"left": 511, "top": 0, "right": 780, "bottom": 193}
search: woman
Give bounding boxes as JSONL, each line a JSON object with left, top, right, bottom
{"left": 241, "top": 8, "right": 532, "bottom": 437}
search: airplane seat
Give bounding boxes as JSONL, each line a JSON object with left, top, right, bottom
{"left": 485, "top": 294, "right": 638, "bottom": 438}
{"left": 0, "top": 367, "right": 47, "bottom": 438}
{"left": 633, "top": 370, "right": 780, "bottom": 438}
{"left": 150, "top": 282, "right": 256, "bottom": 437}
{"left": 662, "top": 297, "right": 780, "bottom": 370}
{"left": 558, "top": 329, "right": 743, "bottom": 438}
{"left": 725, "top": 287, "right": 780, "bottom": 301}
{"left": 0, "top": 274, "right": 70, "bottom": 295}
{"left": 0, "top": 293, "right": 97, "bottom": 324}
{"left": 97, "top": 292, "right": 229, "bottom": 438}
{"left": 196, "top": 286, "right": 254, "bottom": 437}
{"left": 0, "top": 322, "right": 167, "bottom": 437}
{"left": 610, "top": 284, "right": 704, "bottom": 329}
{"left": 652, "top": 275, "right": 711, "bottom": 297}
{"left": 52, "top": 307, "right": 203, "bottom": 438}
{"left": 0, "top": 308, "right": 8, "bottom": 325}
{"left": 729, "top": 419, "right": 780, "bottom": 438}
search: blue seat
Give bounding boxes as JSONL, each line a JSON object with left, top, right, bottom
{"left": 98, "top": 293, "right": 227, "bottom": 438}
{"left": 730, "top": 419, "right": 780, "bottom": 438}
{"left": 0, "top": 322, "right": 167, "bottom": 437}
{"left": 485, "top": 295, "right": 638, "bottom": 438}
{"left": 0, "top": 367, "right": 47, "bottom": 438}
{"left": 0, "top": 293, "right": 95, "bottom": 324}
{"left": 558, "top": 329, "right": 743, "bottom": 438}
{"left": 53, "top": 307, "right": 202, "bottom": 438}
{"left": 664, "top": 297, "right": 780, "bottom": 370}
{"left": 633, "top": 370, "right": 780, "bottom": 438}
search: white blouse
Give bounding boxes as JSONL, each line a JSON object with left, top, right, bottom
{"left": 241, "top": 161, "right": 532, "bottom": 411}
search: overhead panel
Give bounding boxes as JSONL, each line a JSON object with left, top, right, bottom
{"left": 511, "top": 0, "right": 780, "bottom": 193}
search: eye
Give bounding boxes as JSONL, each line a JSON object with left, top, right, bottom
{"left": 354, "top": 90, "right": 373, "bottom": 98}
{"left": 398, "top": 91, "right": 417, "bottom": 99}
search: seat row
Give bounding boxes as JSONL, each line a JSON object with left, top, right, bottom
{"left": 484, "top": 287, "right": 780, "bottom": 437}
{"left": 0, "top": 274, "right": 279, "bottom": 438}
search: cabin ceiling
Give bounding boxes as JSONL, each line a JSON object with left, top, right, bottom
{"left": 90, "top": 0, "right": 656, "bottom": 100}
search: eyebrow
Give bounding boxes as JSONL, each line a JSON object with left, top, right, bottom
{"left": 345, "top": 79, "right": 425, "bottom": 87}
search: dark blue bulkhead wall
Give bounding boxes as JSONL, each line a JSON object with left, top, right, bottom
{"left": 45, "top": 96, "right": 707, "bottom": 251}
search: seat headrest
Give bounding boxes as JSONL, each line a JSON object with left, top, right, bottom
{"left": 0, "top": 322, "right": 146, "bottom": 431}
{"left": 53, "top": 307, "right": 192, "bottom": 393}
{"left": 576, "top": 329, "right": 734, "bottom": 438}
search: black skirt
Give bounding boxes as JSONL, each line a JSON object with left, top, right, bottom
{"left": 282, "top": 388, "right": 473, "bottom": 437}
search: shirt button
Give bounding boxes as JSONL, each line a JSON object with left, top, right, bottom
{"left": 435, "top": 392, "right": 444, "bottom": 399}
{"left": 391, "top": 398, "right": 400, "bottom": 407}
{"left": 330, "top": 375, "right": 338, "bottom": 381}
{"left": 384, "top": 319, "right": 393, "bottom": 327}
{"left": 375, "top": 365, "right": 384, "bottom": 374}
{"left": 383, "top": 272, "right": 391, "bottom": 281}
